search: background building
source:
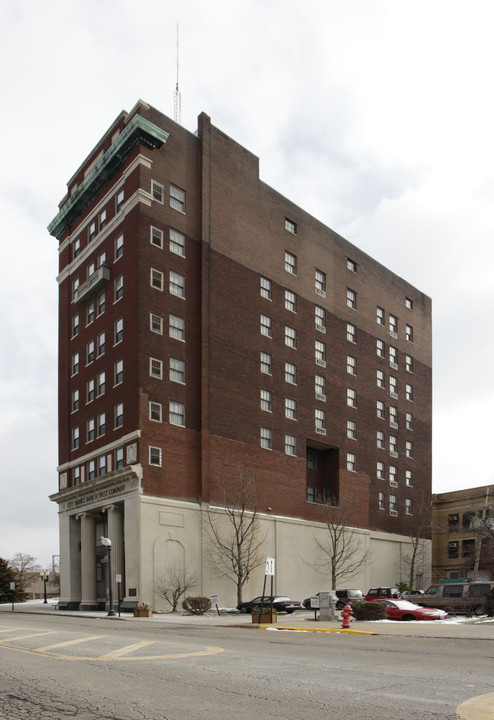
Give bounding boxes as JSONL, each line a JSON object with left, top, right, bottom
{"left": 49, "top": 100, "right": 432, "bottom": 610}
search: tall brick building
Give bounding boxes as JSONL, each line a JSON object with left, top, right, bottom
{"left": 49, "top": 100, "right": 432, "bottom": 610}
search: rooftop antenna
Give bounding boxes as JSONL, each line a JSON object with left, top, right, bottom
{"left": 174, "top": 22, "right": 182, "bottom": 124}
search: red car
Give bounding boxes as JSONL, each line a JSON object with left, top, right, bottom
{"left": 377, "top": 599, "right": 448, "bottom": 621}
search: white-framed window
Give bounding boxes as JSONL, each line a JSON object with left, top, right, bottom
{"left": 86, "top": 301, "right": 95, "bottom": 325}
{"left": 114, "top": 359, "right": 123, "bottom": 385}
{"left": 378, "top": 491, "right": 385, "bottom": 509}
{"left": 115, "top": 447, "right": 124, "bottom": 469}
{"left": 72, "top": 352, "right": 80, "bottom": 375}
{"left": 97, "top": 331, "right": 105, "bottom": 357}
{"left": 71, "top": 389, "right": 79, "bottom": 412}
{"left": 389, "top": 346, "right": 398, "bottom": 367}
{"left": 71, "top": 314, "right": 79, "bottom": 338}
{"left": 98, "top": 454, "right": 106, "bottom": 476}
{"left": 285, "top": 326, "right": 297, "bottom": 348}
{"left": 377, "top": 461, "right": 385, "bottom": 479}
{"left": 97, "top": 291, "right": 105, "bottom": 316}
{"left": 169, "top": 314, "right": 185, "bottom": 340}
{"left": 315, "top": 374, "right": 325, "bottom": 398}
{"left": 347, "top": 388, "right": 356, "bottom": 407}
{"left": 347, "top": 355, "right": 356, "bottom": 375}
{"left": 151, "top": 268, "right": 164, "bottom": 291}
{"left": 260, "top": 276, "right": 272, "bottom": 299}
{"left": 87, "top": 459, "right": 96, "bottom": 480}
{"left": 260, "top": 352, "right": 272, "bottom": 374}
{"left": 285, "top": 218, "right": 297, "bottom": 235}
{"left": 72, "top": 278, "right": 80, "bottom": 300}
{"left": 170, "top": 184, "right": 186, "bottom": 212}
{"left": 405, "top": 297, "right": 414, "bottom": 310}
{"left": 307, "top": 485, "right": 317, "bottom": 503}
{"left": 149, "top": 401, "right": 163, "bottom": 422}
{"left": 377, "top": 400, "right": 385, "bottom": 419}
{"left": 97, "top": 371, "right": 105, "bottom": 397}
{"left": 406, "top": 354, "right": 414, "bottom": 373}
{"left": 389, "top": 435, "right": 398, "bottom": 455}
{"left": 114, "top": 234, "right": 124, "bottom": 260}
{"left": 406, "top": 498, "right": 413, "bottom": 515}
{"left": 98, "top": 251, "right": 106, "bottom": 268}
{"left": 315, "top": 268, "right": 326, "bottom": 296}
{"left": 285, "top": 251, "right": 297, "bottom": 275}
{"left": 150, "top": 313, "right": 163, "bottom": 334}
{"left": 347, "top": 323, "right": 356, "bottom": 343}
{"left": 260, "top": 427, "right": 272, "bottom": 449}
{"left": 377, "top": 306, "right": 385, "bottom": 326}
{"left": 285, "top": 290, "right": 296, "bottom": 312}
{"left": 406, "top": 440, "right": 413, "bottom": 458}
{"left": 315, "top": 305, "right": 326, "bottom": 331}
{"left": 87, "top": 418, "right": 95, "bottom": 443}
{"left": 150, "top": 357, "right": 163, "bottom": 379}
{"left": 389, "top": 376, "right": 398, "bottom": 397}
{"left": 377, "top": 369, "right": 385, "bottom": 388}
{"left": 149, "top": 446, "right": 162, "bottom": 466}
{"left": 406, "top": 412, "right": 413, "bottom": 430}
{"left": 151, "top": 180, "right": 164, "bottom": 203}
{"left": 86, "top": 377, "right": 95, "bottom": 403}
{"left": 170, "top": 357, "right": 185, "bottom": 383}
{"left": 169, "top": 400, "right": 185, "bottom": 426}
{"left": 347, "top": 288, "right": 357, "bottom": 309}
{"left": 347, "top": 258, "right": 357, "bottom": 273}
{"left": 114, "top": 274, "right": 123, "bottom": 302}
{"left": 406, "top": 470, "right": 413, "bottom": 487}
{"left": 315, "top": 408, "right": 326, "bottom": 432}
{"left": 315, "top": 340, "right": 326, "bottom": 365}
{"left": 73, "top": 237, "right": 81, "bottom": 259}
{"left": 116, "top": 189, "right": 124, "bottom": 212}
{"left": 260, "top": 389, "right": 272, "bottom": 412}
{"left": 389, "top": 494, "right": 397, "bottom": 513}
{"left": 99, "top": 209, "right": 107, "bottom": 231}
{"left": 170, "top": 228, "right": 185, "bottom": 256}
{"left": 406, "top": 383, "right": 414, "bottom": 401}
{"left": 114, "top": 402, "right": 124, "bottom": 428}
{"left": 347, "top": 452, "right": 356, "bottom": 472}
{"left": 389, "top": 314, "right": 398, "bottom": 336}
{"left": 88, "top": 221, "right": 96, "bottom": 242}
{"left": 285, "top": 397, "right": 297, "bottom": 420}
{"left": 389, "top": 405, "right": 398, "bottom": 427}
{"left": 406, "top": 324, "right": 414, "bottom": 342}
{"left": 347, "top": 419, "right": 357, "bottom": 439}
{"left": 285, "top": 362, "right": 296, "bottom": 384}
{"left": 260, "top": 314, "right": 272, "bottom": 337}
{"left": 72, "top": 426, "right": 79, "bottom": 450}
{"left": 97, "top": 412, "right": 106, "bottom": 437}
{"left": 150, "top": 226, "right": 164, "bottom": 248}
{"left": 86, "top": 340, "right": 95, "bottom": 365}
{"left": 114, "top": 317, "right": 123, "bottom": 344}
{"left": 377, "top": 430, "right": 385, "bottom": 449}
{"left": 285, "top": 434, "right": 296, "bottom": 455}
{"left": 389, "top": 465, "right": 397, "bottom": 486}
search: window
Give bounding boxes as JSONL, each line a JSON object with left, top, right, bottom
{"left": 389, "top": 465, "right": 397, "bottom": 486}
{"left": 389, "top": 314, "right": 398, "bottom": 336}
{"left": 87, "top": 459, "right": 96, "bottom": 480}
{"left": 285, "top": 434, "right": 296, "bottom": 455}
{"left": 448, "top": 541, "right": 459, "bottom": 559}
{"left": 315, "top": 374, "right": 325, "bottom": 399}
{"left": 170, "top": 228, "right": 185, "bottom": 256}
{"left": 406, "top": 383, "right": 413, "bottom": 401}
{"left": 150, "top": 226, "right": 163, "bottom": 248}
{"left": 73, "top": 466, "right": 80, "bottom": 485}
{"left": 260, "top": 427, "right": 272, "bottom": 449}
{"left": 88, "top": 221, "right": 96, "bottom": 242}
{"left": 285, "top": 326, "right": 297, "bottom": 348}
{"left": 307, "top": 449, "right": 317, "bottom": 470}
{"left": 406, "top": 324, "right": 414, "bottom": 342}
{"left": 315, "top": 306, "right": 326, "bottom": 331}
{"left": 97, "top": 371, "right": 105, "bottom": 396}
{"left": 260, "top": 314, "right": 272, "bottom": 337}
{"left": 97, "top": 291, "right": 105, "bottom": 316}
{"left": 406, "top": 498, "right": 413, "bottom": 515}
{"left": 98, "top": 454, "right": 106, "bottom": 476}
{"left": 389, "top": 405, "right": 398, "bottom": 427}
{"left": 116, "top": 189, "right": 124, "bottom": 212}
{"left": 448, "top": 514, "right": 459, "bottom": 532}
{"left": 99, "top": 209, "right": 107, "bottom": 231}
{"left": 378, "top": 492, "right": 385, "bottom": 510}
{"left": 98, "top": 251, "right": 106, "bottom": 267}
{"left": 285, "top": 362, "right": 296, "bottom": 384}
{"left": 72, "top": 389, "right": 79, "bottom": 412}
{"left": 377, "top": 461, "right": 385, "bottom": 479}
{"left": 97, "top": 331, "right": 105, "bottom": 357}
{"left": 347, "top": 258, "right": 357, "bottom": 273}
{"left": 377, "top": 430, "right": 385, "bottom": 449}
{"left": 169, "top": 357, "right": 185, "bottom": 383}
{"left": 315, "top": 269, "right": 326, "bottom": 296}
{"left": 114, "top": 359, "right": 123, "bottom": 385}
{"left": 150, "top": 357, "right": 163, "bottom": 379}
{"left": 72, "top": 314, "right": 79, "bottom": 338}
{"left": 87, "top": 418, "right": 95, "bottom": 443}
{"left": 462, "top": 539, "right": 476, "bottom": 558}
{"left": 406, "top": 470, "right": 413, "bottom": 487}
{"left": 260, "top": 389, "right": 272, "bottom": 412}
{"left": 315, "top": 340, "right": 326, "bottom": 365}
{"left": 347, "top": 323, "right": 356, "bottom": 343}
{"left": 114, "top": 274, "right": 123, "bottom": 302}
{"left": 72, "top": 352, "right": 80, "bottom": 375}
{"left": 389, "top": 376, "right": 398, "bottom": 397}
{"left": 151, "top": 268, "right": 164, "bottom": 290}
{"left": 285, "top": 290, "right": 296, "bottom": 312}
{"left": 406, "top": 441, "right": 413, "bottom": 458}
{"left": 149, "top": 401, "right": 162, "bottom": 422}
{"left": 377, "top": 400, "right": 385, "bottom": 419}
{"left": 149, "top": 446, "right": 162, "bottom": 466}
{"left": 72, "top": 426, "right": 79, "bottom": 450}
{"left": 347, "top": 355, "right": 356, "bottom": 375}
{"left": 97, "top": 412, "right": 106, "bottom": 437}
{"left": 377, "top": 306, "right": 385, "bottom": 326}
{"left": 72, "top": 278, "right": 79, "bottom": 299}
{"left": 315, "top": 408, "right": 326, "bottom": 433}
{"left": 114, "top": 402, "right": 124, "bottom": 428}
{"left": 285, "top": 218, "right": 297, "bottom": 234}
{"left": 169, "top": 314, "right": 185, "bottom": 340}
{"left": 462, "top": 512, "right": 474, "bottom": 531}
{"left": 86, "top": 378, "right": 95, "bottom": 403}
{"left": 115, "top": 447, "right": 124, "bottom": 470}
{"left": 406, "top": 412, "right": 413, "bottom": 430}
{"left": 285, "top": 397, "right": 297, "bottom": 420}
{"left": 347, "top": 419, "right": 357, "bottom": 439}
{"left": 73, "top": 237, "right": 81, "bottom": 259}
{"left": 285, "top": 251, "right": 297, "bottom": 275}
{"left": 346, "top": 288, "right": 357, "bottom": 309}
{"left": 347, "top": 452, "right": 356, "bottom": 471}
{"left": 260, "top": 352, "right": 272, "bottom": 374}
{"left": 150, "top": 313, "right": 163, "bottom": 335}
{"left": 307, "top": 485, "right": 316, "bottom": 503}
{"left": 389, "top": 494, "right": 397, "bottom": 513}
{"left": 377, "top": 369, "right": 385, "bottom": 388}
{"left": 347, "top": 388, "right": 356, "bottom": 407}
{"left": 406, "top": 355, "right": 414, "bottom": 373}
{"left": 170, "top": 184, "right": 186, "bottom": 212}
{"left": 260, "top": 276, "right": 271, "bottom": 300}
{"left": 86, "top": 301, "right": 95, "bottom": 325}
{"left": 114, "top": 234, "right": 124, "bottom": 260}
{"left": 114, "top": 317, "right": 123, "bottom": 344}
{"left": 389, "top": 435, "right": 398, "bottom": 455}
{"left": 389, "top": 346, "right": 398, "bottom": 367}
{"left": 376, "top": 339, "right": 385, "bottom": 358}
{"left": 151, "top": 180, "right": 164, "bottom": 203}
{"left": 405, "top": 297, "right": 413, "bottom": 310}
{"left": 169, "top": 400, "right": 185, "bottom": 426}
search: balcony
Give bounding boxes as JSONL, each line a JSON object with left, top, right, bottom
{"left": 74, "top": 265, "right": 110, "bottom": 305}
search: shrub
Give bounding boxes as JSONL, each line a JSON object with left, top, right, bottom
{"left": 351, "top": 601, "right": 387, "bottom": 621}
{"left": 182, "top": 596, "right": 212, "bottom": 615}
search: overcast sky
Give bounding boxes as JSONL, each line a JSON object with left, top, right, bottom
{"left": 1, "top": 0, "right": 493, "bottom": 568}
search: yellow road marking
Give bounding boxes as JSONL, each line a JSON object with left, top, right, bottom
{"left": 36, "top": 635, "right": 105, "bottom": 651}
{"left": 0, "top": 631, "right": 57, "bottom": 642}
{"left": 97, "top": 640, "right": 154, "bottom": 660}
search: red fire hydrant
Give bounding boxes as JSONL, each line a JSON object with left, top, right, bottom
{"left": 341, "top": 603, "right": 354, "bottom": 629}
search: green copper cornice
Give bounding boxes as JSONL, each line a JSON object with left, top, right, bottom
{"left": 48, "top": 115, "right": 169, "bottom": 239}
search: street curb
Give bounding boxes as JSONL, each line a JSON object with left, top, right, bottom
{"left": 258, "top": 624, "right": 376, "bottom": 635}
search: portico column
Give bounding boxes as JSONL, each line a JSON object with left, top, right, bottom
{"left": 77, "top": 512, "right": 98, "bottom": 610}
{"left": 103, "top": 504, "right": 124, "bottom": 601}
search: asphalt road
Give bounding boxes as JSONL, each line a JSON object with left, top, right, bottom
{"left": 0, "top": 612, "right": 493, "bottom": 719}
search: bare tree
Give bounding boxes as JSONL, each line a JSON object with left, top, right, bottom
{"left": 156, "top": 565, "right": 197, "bottom": 612}
{"left": 312, "top": 497, "right": 369, "bottom": 589}
{"left": 400, "top": 494, "right": 432, "bottom": 589}
{"left": 9, "top": 553, "right": 41, "bottom": 593}
{"left": 206, "top": 469, "right": 266, "bottom": 605}
{"left": 467, "top": 489, "right": 494, "bottom": 579}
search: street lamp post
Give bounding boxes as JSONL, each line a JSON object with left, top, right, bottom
{"left": 40, "top": 572, "right": 49, "bottom": 604}
{"left": 100, "top": 537, "right": 116, "bottom": 616}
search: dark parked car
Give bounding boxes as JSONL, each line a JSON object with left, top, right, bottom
{"left": 364, "top": 587, "right": 402, "bottom": 601}
{"left": 303, "top": 589, "right": 363, "bottom": 610}
{"left": 237, "top": 596, "right": 304, "bottom": 614}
